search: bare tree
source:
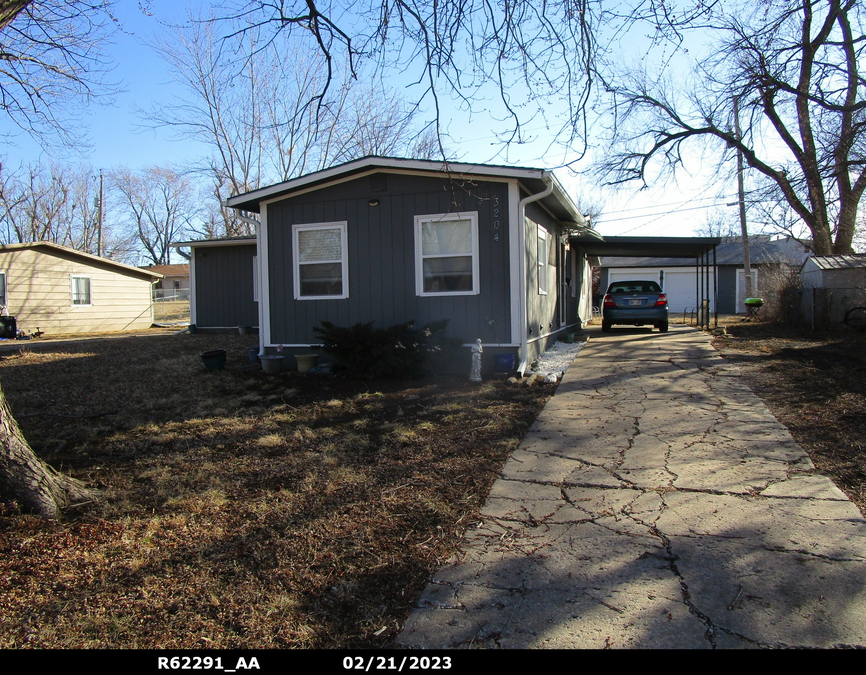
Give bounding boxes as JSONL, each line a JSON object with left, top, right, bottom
{"left": 0, "top": 0, "right": 117, "bottom": 147}
{"left": 146, "top": 15, "right": 432, "bottom": 238}
{"left": 111, "top": 166, "right": 196, "bottom": 265}
{"left": 598, "top": 1, "right": 865, "bottom": 255}
{"left": 211, "top": 1, "right": 719, "bottom": 162}
{"left": 0, "top": 160, "right": 134, "bottom": 258}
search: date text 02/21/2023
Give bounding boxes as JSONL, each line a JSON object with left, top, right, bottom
{"left": 343, "top": 656, "right": 452, "bottom": 671}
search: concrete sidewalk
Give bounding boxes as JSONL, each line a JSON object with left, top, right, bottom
{"left": 398, "top": 326, "right": 866, "bottom": 648}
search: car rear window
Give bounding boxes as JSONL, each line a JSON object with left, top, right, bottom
{"left": 607, "top": 281, "right": 662, "bottom": 294}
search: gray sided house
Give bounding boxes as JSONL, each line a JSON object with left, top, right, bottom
{"left": 220, "top": 157, "right": 596, "bottom": 373}
{"left": 599, "top": 236, "right": 810, "bottom": 315}
{"left": 174, "top": 237, "right": 259, "bottom": 331}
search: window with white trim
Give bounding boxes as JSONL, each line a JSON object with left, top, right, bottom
{"left": 292, "top": 221, "right": 348, "bottom": 299}
{"left": 71, "top": 275, "right": 91, "bottom": 306}
{"left": 415, "top": 212, "right": 479, "bottom": 296}
{"left": 537, "top": 225, "right": 548, "bottom": 295}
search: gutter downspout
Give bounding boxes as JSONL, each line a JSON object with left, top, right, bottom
{"left": 517, "top": 173, "right": 555, "bottom": 376}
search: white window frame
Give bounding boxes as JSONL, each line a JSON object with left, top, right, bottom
{"left": 414, "top": 211, "right": 480, "bottom": 297}
{"left": 292, "top": 221, "right": 349, "bottom": 300}
{"left": 71, "top": 275, "right": 92, "bottom": 306}
{"left": 537, "top": 225, "right": 549, "bottom": 295}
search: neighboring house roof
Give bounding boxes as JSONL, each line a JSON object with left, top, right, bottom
{"left": 600, "top": 237, "right": 810, "bottom": 268}
{"left": 801, "top": 254, "right": 866, "bottom": 271}
{"left": 141, "top": 263, "right": 189, "bottom": 277}
{"left": 224, "top": 155, "right": 587, "bottom": 226}
{"left": 0, "top": 241, "right": 162, "bottom": 281}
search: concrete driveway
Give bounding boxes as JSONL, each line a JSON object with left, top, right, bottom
{"left": 398, "top": 325, "right": 866, "bottom": 648}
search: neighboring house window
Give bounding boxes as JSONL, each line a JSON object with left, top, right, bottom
{"left": 173, "top": 279, "right": 181, "bottom": 290}
{"left": 292, "top": 221, "right": 348, "bottom": 299}
{"left": 415, "top": 212, "right": 479, "bottom": 296}
{"left": 0, "top": 272, "right": 6, "bottom": 307}
{"left": 537, "top": 225, "right": 549, "bottom": 295}
{"left": 71, "top": 276, "right": 91, "bottom": 306}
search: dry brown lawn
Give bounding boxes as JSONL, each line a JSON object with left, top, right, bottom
{"left": 0, "top": 332, "right": 551, "bottom": 648}
{"left": 713, "top": 321, "right": 866, "bottom": 513}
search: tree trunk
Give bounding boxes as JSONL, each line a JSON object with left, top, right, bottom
{"left": 0, "top": 381, "right": 94, "bottom": 519}
{"left": 0, "top": 0, "right": 32, "bottom": 33}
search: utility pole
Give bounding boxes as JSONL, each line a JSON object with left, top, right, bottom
{"left": 97, "top": 169, "right": 104, "bottom": 258}
{"left": 733, "top": 98, "right": 752, "bottom": 301}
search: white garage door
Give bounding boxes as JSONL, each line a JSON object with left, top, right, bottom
{"left": 608, "top": 268, "right": 716, "bottom": 314}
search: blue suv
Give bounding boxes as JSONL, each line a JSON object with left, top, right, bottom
{"left": 602, "top": 280, "right": 669, "bottom": 333}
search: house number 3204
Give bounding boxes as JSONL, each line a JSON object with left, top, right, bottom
{"left": 493, "top": 196, "right": 501, "bottom": 241}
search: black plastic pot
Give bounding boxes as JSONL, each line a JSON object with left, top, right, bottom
{"left": 201, "top": 349, "right": 227, "bottom": 371}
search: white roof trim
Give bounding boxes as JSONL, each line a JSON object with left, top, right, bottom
{"left": 225, "top": 157, "right": 552, "bottom": 208}
{"left": 173, "top": 238, "right": 257, "bottom": 249}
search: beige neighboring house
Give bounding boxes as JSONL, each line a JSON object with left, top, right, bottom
{"left": 0, "top": 242, "right": 162, "bottom": 335}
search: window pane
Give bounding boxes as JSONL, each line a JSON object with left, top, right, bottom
{"left": 300, "top": 263, "right": 343, "bottom": 296}
{"left": 421, "top": 219, "right": 471, "bottom": 256}
{"left": 298, "top": 228, "right": 342, "bottom": 262}
{"left": 72, "top": 277, "right": 90, "bottom": 305}
{"left": 423, "top": 256, "right": 473, "bottom": 292}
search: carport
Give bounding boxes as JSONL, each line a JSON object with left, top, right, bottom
{"left": 570, "top": 235, "right": 721, "bottom": 328}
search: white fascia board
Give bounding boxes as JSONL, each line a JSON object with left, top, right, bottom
{"left": 516, "top": 175, "right": 586, "bottom": 228}
{"left": 174, "top": 238, "right": 257, "bottom": 249}
{"left": 229, "top": 158, "right": 549, "bottom": 208}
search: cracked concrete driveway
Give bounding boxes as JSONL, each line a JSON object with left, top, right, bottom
{"left": 398, "top": 325, "right": 866, "bottom": 649}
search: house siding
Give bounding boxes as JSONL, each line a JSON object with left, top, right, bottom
{"left": 194, "top": 244, "right": 258, "bottom": 328}
{"left": 264, "top": 173, "right": 512, "bottom": 345}
{"left": 0, "top": 247, "right": 154, "bottom": 334}
{"left": 717, "top": 266, "right": 738, "bottom": 314}
{"left": 523, "top": 198, "right": 575, "bottom": 363}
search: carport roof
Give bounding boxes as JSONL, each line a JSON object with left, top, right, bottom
{"left": 569, "top": 235, "right": 720, "bottom": 258}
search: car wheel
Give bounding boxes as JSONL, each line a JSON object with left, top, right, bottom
{"left": 601, "top": 320, "right": 611, "bottom": 333}
{"left": 658, "top": 322, "right": 669, "bottom": 333}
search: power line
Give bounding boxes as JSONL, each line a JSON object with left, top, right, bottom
{"left": 598, "top": 201, "right": 737, "bottom": 224}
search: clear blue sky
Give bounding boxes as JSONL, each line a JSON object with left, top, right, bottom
{"left": 0, "top": 1, "right": 740, "bottom": 239}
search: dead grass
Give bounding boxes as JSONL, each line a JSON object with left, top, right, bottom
{"left": 0, "top": 333, "right": 551, "bottom": 648}
{"left": 713, "top": 322, "right": 866, "bottom": 514}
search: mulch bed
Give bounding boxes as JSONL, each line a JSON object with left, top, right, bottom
{"left": 712, "top": 322, "right": 866, "bottom": 514}
{"left": 0, "top": 333, "right": 552, "bottom": 648}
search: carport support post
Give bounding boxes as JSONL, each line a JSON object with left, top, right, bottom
{"left": 713, "top": 245, "right": 718, "bottom": 328}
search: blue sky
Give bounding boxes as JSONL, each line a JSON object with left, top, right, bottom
{"left": 0, "top": 1, "right": 742, "bottom": 239}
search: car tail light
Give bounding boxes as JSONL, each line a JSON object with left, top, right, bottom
{"left": 655, "top": 293, "right": 668, "bottom": 306}
{"left": 603, "top": 294, "right": 615, "bottom": 307}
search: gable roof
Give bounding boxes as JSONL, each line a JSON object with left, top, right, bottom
{"left": 224, "top": 155, "right": 586, "bottom": 225}
{"left": 0, "top": 241, "right": 162, "bottom": 281}
{"left": 802, "top": 254, "right": 866, "bottom": 271}
{"left": 141, "top": 263, "right": 189, "bottom": 277}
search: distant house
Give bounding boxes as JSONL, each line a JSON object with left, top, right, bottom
{"left": 599, "top": 236, "right": 811, "bottom": 314}
{"left": 0, "top": 242, "right": 162, "bottom": 335}
{"left": 142, "top": 263, "right": 190, "bottom": 299}
{"left": 182, "top": 156, "right": 598, "bottom": 373}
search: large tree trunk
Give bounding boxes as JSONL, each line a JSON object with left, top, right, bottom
{"left": 0, "top": 381, "right": 94, "bottom": 519}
